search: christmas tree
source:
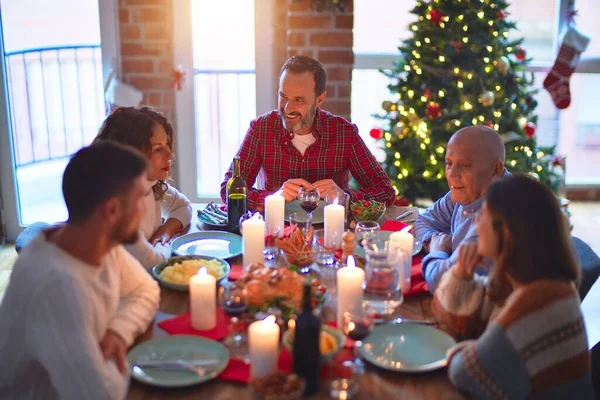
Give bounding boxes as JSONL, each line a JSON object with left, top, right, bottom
{"left": 373, "top": 0, "right": 563, "bottom": 205}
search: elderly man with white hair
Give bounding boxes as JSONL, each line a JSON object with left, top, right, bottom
{"left": 414, "top": 126, "right": 510, "bottom": 293}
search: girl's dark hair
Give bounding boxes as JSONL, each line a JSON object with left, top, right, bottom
{"left": 94, "top": 107, "right": 174, "bottom": 200}
{"left": 485, "top": 175, "right": 580, "bottom": 302}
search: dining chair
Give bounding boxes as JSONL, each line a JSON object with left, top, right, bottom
{"left": 572, "top": 236, "right": 600, "bottom": 301}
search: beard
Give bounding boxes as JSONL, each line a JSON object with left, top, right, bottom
{"left": 280, "top": 101, "right": 317, "bottom": 134}
{"left": 110, "top": 220, "right": 140, "bottom": 245}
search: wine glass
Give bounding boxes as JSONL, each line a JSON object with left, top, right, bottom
{"left": 354, "top": 221, "right": 380, "bottom": 248}
{"left": 298, "top": 186, "right": 320, "bottom": 222}
{"left": 218, "top": 285, "right": 250, "bottom": 362}
{"left": 342, "top": 311, "right": 374, "bottom": 374}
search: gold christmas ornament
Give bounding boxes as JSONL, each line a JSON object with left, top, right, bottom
{"left": 478, "top": 91, "right": 495, "bottom": 107}
{"left": 382, "top": 100, "right": 393, "bottom": 112}
{"left": 496, "top": 56, "right": 510, "bottom": 74}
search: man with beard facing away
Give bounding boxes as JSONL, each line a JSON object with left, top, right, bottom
{"left": 0, "top": 142, "right": 160, "bottom": 399}
{"left": 220, "top": 55, "right": 395, "bottom": 211}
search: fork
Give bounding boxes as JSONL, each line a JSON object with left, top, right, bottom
{"left": 395, "top": 210, "right": 413, "bottom": 221}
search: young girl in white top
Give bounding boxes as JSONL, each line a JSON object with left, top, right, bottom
{"left": 94, "top": 107, "right": 192, "bottom": 268}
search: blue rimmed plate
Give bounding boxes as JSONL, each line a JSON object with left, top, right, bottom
{"left": 359, "top": 323, "right": 455, "bottom": 373}
{"left": 171, "top": 231, "right": 242, "bottom": 260}
{"left": 284, "top": 200, "right": 326, "bottom": 224}
{"left": 128, "top": 335, "right": 230, "bottom": 387}
{"left": 355, "top": 231, "right": 423, "bottom": 258}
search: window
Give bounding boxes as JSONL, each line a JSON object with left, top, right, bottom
{"left": 351, "top": 0, "right": 600, "bottom": 186}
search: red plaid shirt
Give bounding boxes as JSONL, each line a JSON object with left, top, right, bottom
{"left": 220, "top": 109, "right": 395, "bottom": 211}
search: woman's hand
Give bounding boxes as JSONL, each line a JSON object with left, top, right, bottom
{"left": 453, "top": 242, "right": 481, "bottom": 281}
{"left": 149, "top": 218, "right": 184, "bottom": 245}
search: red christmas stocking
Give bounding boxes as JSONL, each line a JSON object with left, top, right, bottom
{"left": 543, "top": 26, "right": 590, "bottom": 109}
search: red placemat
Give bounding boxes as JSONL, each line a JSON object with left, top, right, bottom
{"left": 157, "top": 308, "right": 231, "bottom": 341}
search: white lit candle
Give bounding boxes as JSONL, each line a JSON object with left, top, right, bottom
{"left": 336, "top": 256, "right": 365, "bottom": 328}
{"left": 324, "top": 198, "right": 344, "bottom": 249}
{"left": 390, "top": 226, "right": 414, "bottom": 294}
{"left": 190, "top": 267, "right": 216, "bottom": 331}
{"left": 389, "top": 226, "right": 414, "bottom": 255}
{"left": 265, "top": 192, "right": 285, "bottom": 238}
{"left": 248, "top": 315, "right": 280, "bottom": 378}
{"left": 243, "top": 212, "right": 265, "bottom": 267}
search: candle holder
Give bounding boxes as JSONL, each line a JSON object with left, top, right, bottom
{"left": 219, "top": 286, "right": 251, "bottom": 362}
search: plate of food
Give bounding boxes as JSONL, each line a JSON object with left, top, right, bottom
{"left": 197, "top": 202, "right": 228, "bottom": 228}
{"left": 171, "top": 231, "right": 243, "bottom": 259}
{"left": 282, "top": 325, "right": 345, "bottom": 361}
{"left": 232, "top": 263, "right": 327, "bottom": 319}
{"left": 151, "top": 255, "right": 230, "bottom": 292}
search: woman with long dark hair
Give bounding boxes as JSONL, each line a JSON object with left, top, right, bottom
{"left": 94, "top": 107, "right": 192, "bottom": 268}
{"left": 433, "top": 174, "right": 593, "bottom": 399}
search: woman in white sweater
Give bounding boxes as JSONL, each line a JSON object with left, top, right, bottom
{"left": 94, "top": 107, "right": 192, "bottom": 268}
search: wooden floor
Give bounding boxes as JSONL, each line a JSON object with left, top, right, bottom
{"left": 0, "top": 201, "right": 598, "bottom": 302}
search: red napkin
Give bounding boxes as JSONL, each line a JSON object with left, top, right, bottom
{"left": 380, "top": 220, "right": 411, "bottom": 232}
{"left": 228, "top": 264, "right": 244, "bottom": 281}
{"left": 157, "top": 308, "right": 231, "bottom": 341}
{"left": 217, "top": 344, "right": 354, "bottom": 383}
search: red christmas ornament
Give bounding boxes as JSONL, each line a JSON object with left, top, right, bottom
{"left": 369, "top": 128, "right": 384, "bottom": 139}
{"left": 450, "top": 40, "right": 463, "bottom": 50}
{"left": 426, "top": 102, "right": 442, "bottom": 119}
{"left": 429, "top": 9, "right": 445, "bottom": 25}
{"left": 496, "top": 10, "right": 507, "bottom": 20}
{"left": 394, "top": 196, "right": 410, "bottom": 207}
{"left": 524, "top": 122, "right": 536, "bottom": 138}
{"left": 552, "top": 155, "right": 564, "bottom": 167}
{"left": 423, "top": 88, "right": 432, "bottom": 99}
{"left": 514, "top": 46, "right": 527, "bottom": 61}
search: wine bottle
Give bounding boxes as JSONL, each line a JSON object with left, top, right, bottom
{"left": 226, "top": 156, "right": 247, "bottom": 234}
{"left": 293, "top": 282, "right": 321, "bottom": 396}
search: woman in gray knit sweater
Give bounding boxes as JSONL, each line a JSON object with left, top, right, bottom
{"left": 433, "top": 175, "right": 594, "bottom": 399}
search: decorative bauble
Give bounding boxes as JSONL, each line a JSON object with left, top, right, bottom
{"left": 496, "top": 10, "right": 507, "bottom": 20}
{"left": 552, "top": 155, "right": 564, "bottom": 167}
{"left": 429, "top": 9, "right": 445, "bottom": 25}
{"left": 478, "top": 91, "right": 495, "bottom": 107}
{"left": 524, "top": 122, "right": 536, "bottom": 138}
{"left": 393, "top": 125, "right": 406, "bottom": 138}
{"left": 369, "top": 128, "right": 384, "bottom": 139}
{"left": 423, "top": 88, "right": 432, "bottom": 99}
{"left": 382, "top": 100, "right": 393, "bottom": 112}
{"left": 514, "top": 46, "right": 527, "bottom": 61}
{"left": 394, "top": 196, "right": 410, "bottom": 207}
{"left": 450, "top": 40, "right": 463, "bottom": 50}
{"left": 496, "top": 56, "right": 510, "bottom": 74}
{"left": 525, "top": 95, "right": 536, "bottom": 108}
{"left": 426, "top": 102, "right": 442, "bottom": 119}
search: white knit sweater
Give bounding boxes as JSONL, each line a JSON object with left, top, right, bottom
{"left": 0, "top": 231, "right": 160, "bottom": 399}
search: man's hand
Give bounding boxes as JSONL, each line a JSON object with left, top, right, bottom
{"left": 279, "top": 179, "right": 313, "bottom": 202}
{"left": 312, "top": 179, "right": 343, "bottom": 202}
{"left": 149, "top": 218, "right": 184, "bottom": 245}
{"left": 99, "top": 330, "right": 128, "bottom": 374}
{"left": 429, "top": 233, "right": 452, "bottom": 254}
{"left": 453, "top": 242, "right": 481, "bottom": 281}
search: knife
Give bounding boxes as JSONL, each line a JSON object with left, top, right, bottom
{"left": 390, "top": 317, "right": 435, "bottom": 325}
{"left": 394, "top": 210, "right": 413, "bottom": 221}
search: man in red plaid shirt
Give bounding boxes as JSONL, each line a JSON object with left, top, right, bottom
{"left": 220, "top": 55, "right": 395, "bottom": 211}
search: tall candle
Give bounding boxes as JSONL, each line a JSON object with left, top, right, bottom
{"left": 190, "top": 267, "right": 216, "bottom": 330}
{"left": 336, "top": 256, "right": 365, "bottom": 328}
{"left": 265, "top": 193, "right": 284, "bottom": 238}
{"left": 390, "top": 227, "right": 413, "bottom": 294}
{"left": 324, "top": 199, "right": 344, "bottom": 249}
{"left": 389, "top": 226, "right": 414, "bottom": 255}
{"left": 248, "top": 315, "right": 280, "bottom": 378}
{"left": 243, "top": 212, "right": 265, "bottom": 267}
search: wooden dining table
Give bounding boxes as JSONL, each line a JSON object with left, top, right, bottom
{"left": 127, "top": 205, "right": 465, "bottom": 400}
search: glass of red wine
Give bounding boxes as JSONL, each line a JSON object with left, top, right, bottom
{"left": 219, "top": 285, "right": 251, "bottom": 362}
{"left": 342, "top": 310, "right": 374, "bottom": 373}
{"left": 298, "top": 186, "right": 320, "bottom": 224}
